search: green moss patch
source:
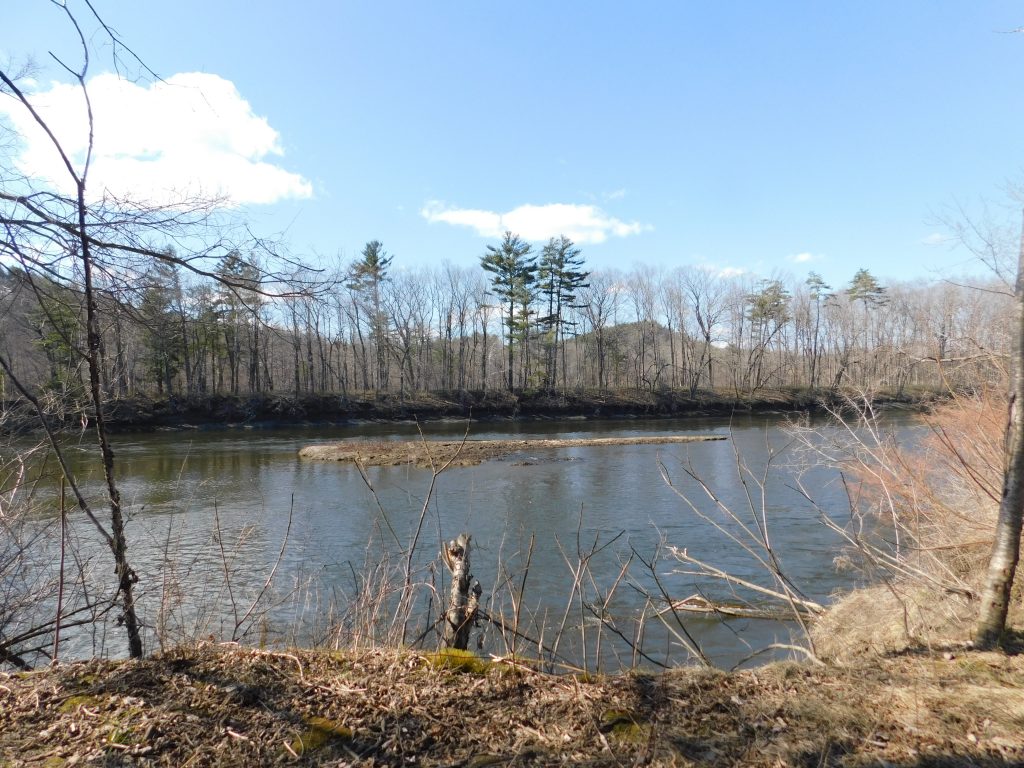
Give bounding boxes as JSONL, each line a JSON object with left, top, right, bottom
{"left": 288, "top": 716, "right": 352, "bottom": 756}
{"left": 423, "top": 648, "right": 491, "bottom": 674}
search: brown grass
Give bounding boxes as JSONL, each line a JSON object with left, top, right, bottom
{"left": 811, "top": 392, "right": 1022, "bottom": 660}
{"left": 2, "top": 642, "right": 1023, "bottom": 766}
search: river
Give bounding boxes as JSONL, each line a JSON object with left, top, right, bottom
{"left": 30, "top": 411, "right": 924, "bottom": 670}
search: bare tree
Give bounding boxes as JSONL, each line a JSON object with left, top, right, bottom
{"left": 0, "top": 2, "right": 325, "bottom": 660}
{"left": 578, "top": 271, "right": 621, "bottom": 391}
{"left": 627, "top": 265, "right": 663, "bottom": 391}
{"left": 681, "top": 267, "right": 728, "bottom": 395}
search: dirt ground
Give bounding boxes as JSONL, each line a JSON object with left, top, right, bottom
{"left": 298, "top": 435, "right": 726, "bottom": 468}
{"left": 2, "top": 642, "right": 1022, "bottom": 766}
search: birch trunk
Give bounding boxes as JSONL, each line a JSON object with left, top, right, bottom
{"left": 441, "top": 533, "right": 481, "bottom": 650}
{"left": 976, "top": 210, "right": 1024, "bottom": 648}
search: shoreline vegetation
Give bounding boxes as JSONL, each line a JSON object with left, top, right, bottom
{"left": 6, "top": 386, "right": 945, "bottom": 434}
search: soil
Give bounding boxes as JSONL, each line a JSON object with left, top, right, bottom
{"left": 2, "top": 642, "right": 1022, "bottom": 766}
{"left": 298, "top": 435, "right": 727, "bottom": 468}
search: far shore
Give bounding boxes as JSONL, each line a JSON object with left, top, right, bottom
{"left": 0, "top": 386, "right": 944, "bottom": 435}
{"left": 0, "top": 386, "right": 945, "bottom": 435}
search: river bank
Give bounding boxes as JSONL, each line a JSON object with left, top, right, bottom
{"left": 2, "top": 386, "right": 945, "bottom": 434}
{"left": 2, "top": 641, "right": 1021, "bottom": 766}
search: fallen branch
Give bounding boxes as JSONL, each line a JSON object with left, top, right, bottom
{"left": 657, "top": 593, "right": 818, "bottom": 621}
{"left": 669, "top": 548, "right": 826, "bottom": 616}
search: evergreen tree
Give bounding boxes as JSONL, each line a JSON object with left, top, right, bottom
{"left": 215, "top": 251, "right": 260, "bottom": 394}
{"left": 481, "top": 232, "right": 537, "bottom": 390}
{"left": 745, "top": 279, "right": 791, "bottom": 390}
{"left": 847, "top": 268, "right": 887, "bottom": 307}
{"left": 537, "top": 235, "right": 589, "bottom": 389}
{"left": 805, "top": 272, "right": 832, "bottom": 389}
{"left": 139, "top": 259, "right": 184, "bottom": 395}
{"left": 347, "top": 241, "right": 393, "bottom": 390}
{"left": 29, "top": 282, "right": 85, "bottom": 396}
{"left": 846, "top": 268, "right": 888, "bottom": 361}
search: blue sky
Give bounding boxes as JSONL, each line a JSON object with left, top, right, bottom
{"left": 4, "top": 1, "right": 1024, "bottom": 289}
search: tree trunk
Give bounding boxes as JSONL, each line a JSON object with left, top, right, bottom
{"left": 976, "top": 211, "right": 1024, "bottom": 648}
{"left": 178, "top": 302, "right": 193, "bottom": 397}
{"left": 440, "top": 533, "right": 481, "bottom": 650}
{"left": 482, "top": 324, "right": 488, "bottom": 391}
{"left": 506, "top": 303, "right": 515, "bottom": 391}
{"left": 78, "top": 180, "right": 144, "bottom": 659}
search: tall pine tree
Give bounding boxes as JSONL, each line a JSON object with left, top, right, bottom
{"left": 481, "top": 232, "right": 537, "bottom": 390}
{"left": 347, "top": 241, "right": 393, "bottom": 390}
{"left": 537, "top": 235, "right": 589, "bottom": 389}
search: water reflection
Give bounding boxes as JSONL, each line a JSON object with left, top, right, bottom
{"left": 22, "top": 413, "right": 924, "bottom": 669}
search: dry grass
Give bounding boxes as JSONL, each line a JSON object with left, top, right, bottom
{"left": 2, "top": 642, "right": 1023, "bottom": 766}
{"left": 813, "top": 584, "right": 977, "bottom": 661}
{"left": 808, "top": 392, "right": 1022, "bottom": 660}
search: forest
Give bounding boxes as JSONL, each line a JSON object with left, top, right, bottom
{"left": 0, "top": 231, "right": 1011, "bottom": 409}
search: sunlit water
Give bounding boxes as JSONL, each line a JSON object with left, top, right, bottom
{"left": 17, "top": 412, "right": 925, "bottom": 670}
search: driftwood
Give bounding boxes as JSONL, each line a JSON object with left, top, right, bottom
{"left": 669, "top": 548, "right": 826, "bottom": 616}
{"left": 440, "top": 533, "right": 482, "bottom": 650}
{"left": 658, "top": 594, "right": 819, "bottom": 621}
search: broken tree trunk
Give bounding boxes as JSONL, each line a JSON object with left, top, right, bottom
{"left": 441, "top": 533, "right": 482, "bottom": 650}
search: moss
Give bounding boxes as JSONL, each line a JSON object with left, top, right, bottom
{"left": 288, "top": 716, "right": 353, "bottom": 755}
{"left": 600, "top": 709, "right": 649, "bottom": 743}
{"left": 423, "top": 648, "right": 491, "bottom": 674}
{"left": 59, "top": 694, "right": 100, "bottom": 713}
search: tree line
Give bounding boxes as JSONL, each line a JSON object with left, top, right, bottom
{"left": 0, "top": 232, "right": 1011, "bottom": 404}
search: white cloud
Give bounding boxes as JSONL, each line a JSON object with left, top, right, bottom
{"left": 786, "top": 251, "right": 819, "bottom": 264}
{"left": 717, "top": 266, "right": 746, "bottom": 278}
{"left": 696, "top": 262, "right": 746, "bottom": 279}
{"left": 421, "top": 200, "right": 648, "bottom": 244}
{"left": 0, "top": 72, "right": 312, "bottom": 206}
{"left": 921, "top": 232, "right": 948, "bottom": 246}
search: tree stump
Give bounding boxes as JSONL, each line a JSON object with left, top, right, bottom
{"left": 440, "top": 533, "right": 481, "bottom": 650}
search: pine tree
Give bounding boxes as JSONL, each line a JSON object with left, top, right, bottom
{"left": 846, "top": 268, "right": 888, "bottom": 378}
{"left": 481, "top": 232, "right": 537, "bottom": 390}
{"left": 537, "top": 236, "right": 589, "bottom": 389}
{"left": 215, "top": 251, "right": 260, "bottom": 394}
{"left": 805, "top": 272, "right": 832, "bottom": 389}
{"left": 847, "top": 268, "right": 887, "bottom": 307}
{"left": 28, "top": 280, "right": 85, "bottom": 396}
{"left": 347, "top": 241, "right": 393, "bottom": 391}
{"left": 139, "top": 259, "right": 184, "bottom": 395}
{"left": 745, "top": 279, "right": 791, "bottom": 391}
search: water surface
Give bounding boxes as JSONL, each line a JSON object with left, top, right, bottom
{"left": 38, "top": 412, "right": 922, "bottom": 669}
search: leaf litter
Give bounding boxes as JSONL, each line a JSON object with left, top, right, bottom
{"left": 2, "top": 641, "right": 1023, "bottom": 766}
